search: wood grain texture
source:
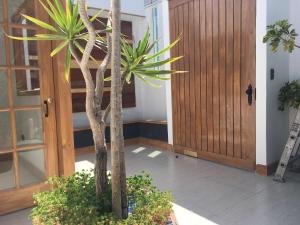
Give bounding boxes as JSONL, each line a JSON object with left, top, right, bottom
{"left": 241, "top": 0, "right": 256, "bottom": 161}
{"left": 233, "top": 0, "right": 242, "bottom": 158}
{"left": 184, "top": 3, "right": 190, "bottom": 148}
{"left": 226, "top": 0, "right": 234, "bottom": 157}
{"left": 189, "top": 1, "right": 196, "bottom": 149}
{"left": 200, "top": 0, "right": 207, "bottom": 151}
{"left": 194, "top": 0, "right": 202, "bottom": 151}
{"left": 212, "top": 0, "right": 220, "bottom": 154}
{"left": 219, "top": 0, "right": 227, "bottom": 156}
{"left": 178, "top": 5, "right": 186, "bottom": 147}
{"left": 206, "top": 0, "right": 214, "bottom": 153}
{"left": 169, "top": 0, "right": 256, "bottom": 170}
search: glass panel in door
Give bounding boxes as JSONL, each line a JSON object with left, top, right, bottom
{"left": 0, "top": 0, "right": 58, "bottom": 215}
{"left": 0, "top": 0, "right": 47, "bottom": 192}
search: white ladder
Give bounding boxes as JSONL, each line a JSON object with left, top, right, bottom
{"left": 274, "top": 107, "right": 300, "bottom": 182}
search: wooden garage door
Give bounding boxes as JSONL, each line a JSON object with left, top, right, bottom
{"left": 169, "top": 0, "right": 256, "bottom": 170}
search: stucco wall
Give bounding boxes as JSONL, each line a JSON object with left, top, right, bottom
{"left": 289, "top": 0, "right": 300, "bottom": 122}
{"left": 86, "top": 0, "right": 144, "bottom": 16}
{"left": 256, "top": 0, "right": 268, "bottom": 165}
{"left": 265, "top": 0, "right": 290, "bottom": 165}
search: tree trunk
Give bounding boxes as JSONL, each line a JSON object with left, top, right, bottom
{"left": 93, "top": 124, "right": 108, "bottom": 195}
{"left": 111, "top": 0, "right": 128, "bottom": 219}
{"left": 76, "top": 0, "right": 109, "bottom": 197}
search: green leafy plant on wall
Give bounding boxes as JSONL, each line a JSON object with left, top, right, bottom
{"left": 264, "top": 19, "right": 300, "bottom": 111}
{"left": 278, "top": 80, "right": 300, "bottom": 111}
{"left": 263, "top": 19, "right": 299, "bottom": 53}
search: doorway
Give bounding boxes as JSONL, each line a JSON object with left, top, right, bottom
{"left": 0, "top": 0, "right": 58, "bottom": 214}
{"left": 169, "top": 0, "right": 256, "bottom": 170}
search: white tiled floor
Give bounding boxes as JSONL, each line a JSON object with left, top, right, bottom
{"left": 1, "top": 145, "right": 300, "bottom": 225}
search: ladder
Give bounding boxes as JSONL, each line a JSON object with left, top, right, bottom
{"left": 274, "top": 107, "right": 300, "bottom": 182}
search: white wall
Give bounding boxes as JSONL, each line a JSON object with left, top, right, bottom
{"left": 139, "top": 1, "right": 169, "bottom": 122}
{"left": 289, "top": 0, "right": 300, "bottom": 122}
{"left": 265, "top": 0, "right": 290, "bottom": 164}
{"left": 87, "top": 0, "right": 145, "bottom": 16}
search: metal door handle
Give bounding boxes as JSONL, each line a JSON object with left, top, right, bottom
{"left": 245, "top": 84, "right": 253, "bottom": 106}
{"left": 43, "top": 100, "right": 49, "bottom": 117}
{"left": 43, "top": 98, "right": 53, "bottom": 118}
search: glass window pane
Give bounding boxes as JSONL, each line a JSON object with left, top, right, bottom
{"left": 15, "top": 109, "right": 43, "bottom": 146}
{"left": 18, "top": 148, "right": 45, "bottom": 187}
{"left": 0, "top": 28, "right": 6, "bottom": 65}
{"left": 0, "top": 70, "right": 8, "bottom": 108}
{"left": 0, "top": 112, "right": 12, "bottom": 151}
{"left": 10, "top": 29, "right": 38, "bottom": 66}
{"left": 0, "top": 153, "right": 16, "bottom": 190}
{"left": 12, "top": 70, "right": 40, "bottom": 107}
{"left": 8, "top": 0, "right": 35, "bottom": 24}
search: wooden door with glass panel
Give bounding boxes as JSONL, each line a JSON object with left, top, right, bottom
{"left": 0, "top": 0, "right": 58, "bottom": 214}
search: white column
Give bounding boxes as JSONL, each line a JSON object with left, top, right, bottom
{"left": 256, "top": 0, "right": 268, "bottom": 165}
{"left": 161, "top": 0, "right": 173, "bottom": 145}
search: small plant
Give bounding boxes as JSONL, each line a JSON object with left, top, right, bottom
{"left": 278, "top": 80, "right": 300, "bottom": 111}
{"left": 31, "top": 170, "right": 112, "bottom": 225}
{"left": 30, "top": 172, "right": 173, "bottom": 225}
{"left": 263, "top": 19, "right": 299, "bottom": 53}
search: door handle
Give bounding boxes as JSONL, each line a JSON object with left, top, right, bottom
{"left": 43, "top": 98, "right": 53, "bottom": 118}
{"left": 245, "top": 84, "right": 253, "bottom": 106}
{"left": 43, "top": 100, "right": 49, "bottom": 118}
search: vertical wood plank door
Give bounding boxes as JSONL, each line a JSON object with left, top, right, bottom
{"left": 0, "top": 0, "right": 58, "bottom": 214}
{"left": 169, "top": 0, "right": 256, "bottom": 171}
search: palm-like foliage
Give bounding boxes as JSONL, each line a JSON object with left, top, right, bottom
{"left": 120, "top": 29, "right": 182, "bottom": 87}
{"left": 7, "top": 0, "right": 103, "bottom": 80}
{"left": 7, "top": 0, "right": 181, "bottom": 84}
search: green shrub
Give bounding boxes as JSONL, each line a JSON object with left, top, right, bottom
{"left": 278, "top": 80, "right": 300, "bottom": 111}
{"left": 31, "top": 172, "right": 173, "bottom": 225}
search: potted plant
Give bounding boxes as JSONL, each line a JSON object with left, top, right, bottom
{"left": 30, "top": 172, "right": 177, "bottom": 225}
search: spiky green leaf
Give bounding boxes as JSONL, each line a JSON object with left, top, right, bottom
{"left": 146, "top": 37, "right": 181, "bottom": 61}
{"left": 51, "top": 40, "right": 69, "bottom": 57}
{"left": 21, "top": 14, "right": 58, "bottom": 32}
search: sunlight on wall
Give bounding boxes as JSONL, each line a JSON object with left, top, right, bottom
{"left": 173, "top": 203, "right": 218, "bottom": 225}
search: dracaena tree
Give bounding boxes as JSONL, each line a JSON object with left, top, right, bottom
{"left": 8, "top": 0, "right": 181, "bottom": 216}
